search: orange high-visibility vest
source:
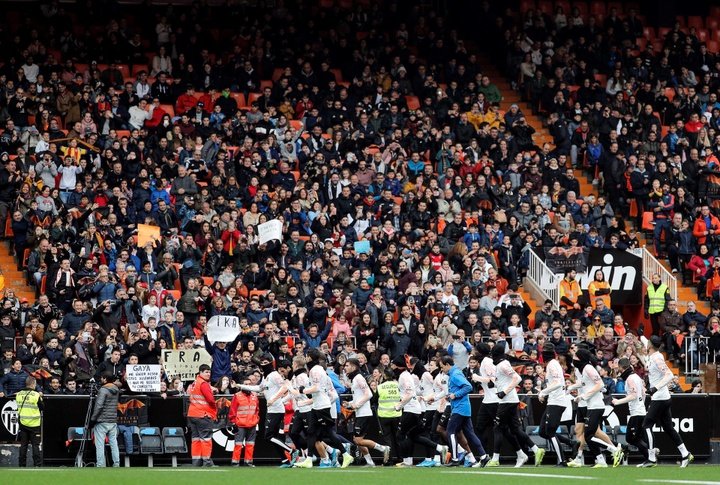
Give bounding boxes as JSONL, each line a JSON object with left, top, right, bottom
{"left": 187, "top": 376, "right": 217, "bottom": 420}
{"left": 230, "top": 392, "right": 260, "bottom": 428}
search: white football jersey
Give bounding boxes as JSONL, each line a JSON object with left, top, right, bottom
{"left": 543, "top": 359, "right": 566, "bottom": 406}
{"left": 648, "top": 352, "right": 671, "bottom": 401}
{"left": 309, "top": 365, "right": 332, "bottom": 410}
{"left": 625, "top": 373, "right": 647, "bottom": 417}
{"left": 399, "top": 370, "right": 421, "bottom": 413}
{"left": 432, "top": 371, "right": 448, "bottom": 411}
{"left": 574, "top": 367, "right": 586, "bottom": 408}
{"left": 480, "top": 357, "right": 499, "bottom": 404}
{"left": 581, "top": 365, "right": 604, "bottom": 410}
{"left": 495, "top": 360, "right": 519, "bottom": 404}
{"left": 291, "top": 371, "right": 313, "bottom": 413}
{"left": 263, "top": 371, "right": 287, "bottom": 414}
{"left": 351, "top": 373, "right": 372, "bottom": 417}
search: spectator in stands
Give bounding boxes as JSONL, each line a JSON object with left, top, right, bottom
{"left": 645, "top": 273, "right": 671, "bottom": 336}
{"left": 0, "top": 359, "right": 30, "bottom": 397}
{"left": 659, "top": 300, "right": 685, "bottom": 363}
{"left": 592, "top": 299, "right": 615, "bottom": 327}
{"left": 683, "top": 301, "right": 708, "bottom": 335}
{"left": 587, "top": 270, "right": 612, "bottom": 309}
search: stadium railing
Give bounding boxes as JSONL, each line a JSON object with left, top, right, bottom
{"left": 526, "top": 249, "right": 563, "bottom": 309}
{"left": 683, "top": 336, "right": 718, "bottom": 375}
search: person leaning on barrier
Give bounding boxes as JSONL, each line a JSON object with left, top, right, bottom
{"left": 16, "top": 376, "right": 43, "bottom": 467}
{"left": 90, "top": 372, "right": 122, "bottom": 468}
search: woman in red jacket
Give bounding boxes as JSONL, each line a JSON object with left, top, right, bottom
{"left": 688, "top": 244, "right": 713, "bottom": 298}
{"left": 220, "top": 220, "right": 242, "bottom": 256}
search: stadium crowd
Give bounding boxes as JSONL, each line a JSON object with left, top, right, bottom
{"left": 0, "top": 0, "right": 718, "bottom": 407}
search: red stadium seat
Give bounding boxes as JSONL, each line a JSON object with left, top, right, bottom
{"left": 519, "top": 0, "right": 535, "bottom": 13}
{"left": 537, "top": 0, "right": 552, "bottom": 15}
{"left": 590, "top": 1, "right": 605, "bottom": 17}
{"left": 641, "top": 212, "right": 655, "bottom": 233}
{"left": 231, "top": 92, "right": 246, "bottom": 109}
{"left": 554, "top": 1, "right": 571, "bottom": 16}
{"left": 688, "top": 16, "right": 704, "bottom": 30}
{"left": 406, "top": 96, "right": 420, "bottom": 111}
{"left": 132, "top": 64, "right": 149, "bottom": 76}
{"left": 247, "top": 93, "right": 262, "bottom": 105}
{"left": 571, "top": 1, "right": 588, "bottom": 16}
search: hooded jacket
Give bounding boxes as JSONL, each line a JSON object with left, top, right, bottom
{"left": 91, "top": 382, "right": 120, "bottom": 423}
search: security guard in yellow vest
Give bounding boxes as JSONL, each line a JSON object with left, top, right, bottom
{"left": 16, "top": 376, "right": 43, "bottom": 467}
{"left": 644, "top": 273, "right": 669, "bottom": 337}
{"left": 376, "top": 369, "right": 401, "bottom": 464}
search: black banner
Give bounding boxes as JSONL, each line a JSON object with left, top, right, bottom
{"left": 0, "top": 394, "right": 715, "bottom": 465}
{"left": 544, "top": 246, "right": 587, "bottom": 274}
{"left": 579, "top": 248, "right": 643, "bottom": 305}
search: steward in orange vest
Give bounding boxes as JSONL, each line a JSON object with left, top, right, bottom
{"left": 186, "top": 364, "right": 217, "bottom": 467}
{"left": 228, "top": 377, "right": 260, "bottom": 466}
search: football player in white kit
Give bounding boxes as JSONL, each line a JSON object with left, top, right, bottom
{"left": 288, "top": 355, "right": 313, "bottom": 466}
{"left": 537, "top": 342, "right": 568, "bottom": 466}
{"left": 612, "top": 357, "right": 651, "bottom": 466}
{"left": 566, "top": 343, "right": 618, "bottom": 467}
{"left": 641, "top": 335, "right": 694, "bottom": 467}
{"left": 239, "top": 359, "right": 295, "bottom": 466}
{"left": 425, "top": 357, "right": 456, "bottom": 465}
{"left": 391, "top": 356, "right": 448, "bottom": 467}
{"left": 572, "top": 348, "right": 624, "bottom": 468}
{"left": 295, "top": 349, "right": 354, "bottom": 469}
{"left": 343, "top": 358, "right": 390, "bottom": 466}
{"left": 490, "top": 343, "right": 544, "bottom": 467}
{"left": 470, "top": 343, "right": 501, "bottom": 466}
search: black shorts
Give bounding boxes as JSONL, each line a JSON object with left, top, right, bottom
{"left": 291, "top": 410, "right": 310, "bottom": 432}
{"left": 575, "top": 406, "right": 587, "bottom": 425}
{"left": 438, "top": 405, "right": 451, "bottom": 429}
{"left": 642, "top": 399, "right": 671, "bottom": 429}
{"left": 540, "top": 405, "right": 565, "bottom": 437}
{"left": 476, "top": 402, "right": 498, "bottom": 433}
{"left": 627, "top": 415, "right": 645, "bottom": 441}
{"left": 421, "top": 410, "right": 435, "bottom": 430}
{"left": 308, "top": 407, "right": 334, "bottom": 437}
{"left": 354, "top": 416, "right": 371, "bottom": 437}
{"left": 264, "top": 412, "right": 285, "bottom": 440}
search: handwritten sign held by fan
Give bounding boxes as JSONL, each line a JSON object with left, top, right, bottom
{"left": 138, "top": 224, "right": 161, "bottom": 247}
{"left": 258, "top": 219, "right": 283, "bottom": 245}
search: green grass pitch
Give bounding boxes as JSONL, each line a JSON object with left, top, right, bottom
{"left": 4, "top": 465, "right": 720, "bottom": 485}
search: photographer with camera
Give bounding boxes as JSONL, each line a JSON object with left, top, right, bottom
{"left": 90, "top": 372, "right": 121, "bottom": 467}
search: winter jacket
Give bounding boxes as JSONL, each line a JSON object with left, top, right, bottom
{"left": 0, "top": 369, "right": 30, "bottom": 396}
{"left": 91, "top": 382, "right": 120, "bottom": 423}
{"left": 204, "top": 334, "right": 243, "bottom": 382}
{"left": 446, "top": 366, "right": 473, "bottom": 416}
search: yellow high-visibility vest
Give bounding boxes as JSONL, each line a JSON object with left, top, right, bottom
{"left": 647, "top": 283, "right": 668, "bottom": 315}
{"left": 376, "top": 381, "right": 401, "bottom": 418}
{"left": 16, "top": 390, "right": 42, "bottom": 428}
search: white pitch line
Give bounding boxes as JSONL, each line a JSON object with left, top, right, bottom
{"left": 443, "top": 471, "right": 597, "bottom": 480}
{"left": 306, "top": 469, "right": 378, "bottom": 473}
{"left": 637, "top": 480, "right": 720, "bottom": 485}
{"left": 5, "top": 469, "right": 225, "bottom": 472}
{"left": 146, "top": 469, "right": 228, "bottom": 472}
